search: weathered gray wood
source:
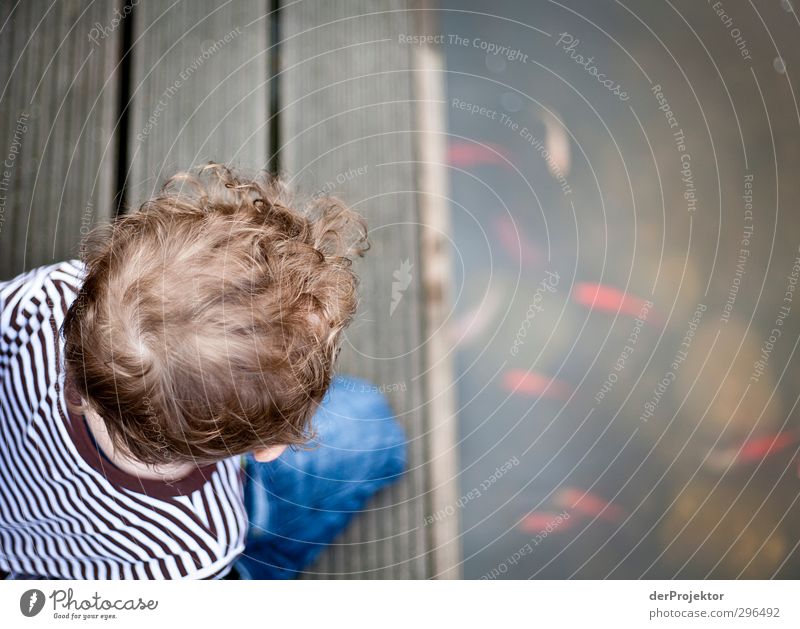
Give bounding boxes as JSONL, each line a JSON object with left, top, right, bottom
{"left": 280, "top": 0, "right": 460, "bottom": 579}
{"left": 0, "top": 0, "right": 120, "bottom": 278}
{"left": 126, "top": 0, "right": 269, "bottom": 207}
{"left": 1, "top": 0, "right": 459, "bottom": 579}
{"left": 412, "top": 15, "right": 462, "bottom": 579}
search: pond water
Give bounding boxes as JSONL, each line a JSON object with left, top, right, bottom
{"left": 439, "top": 0, "right": 800, "bottom": 578}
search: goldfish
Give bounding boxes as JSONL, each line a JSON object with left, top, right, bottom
{"left": 448, "top": 287, "right": 505, "bottom": 347}
{"left": 554, "top": 487, "right": 627, "bottom": 523}
{"left": 737, "top": 431, "right": 796, "bottom": 462}
{"left": 501, "top": 369, "right": 571, "bottom": 400}
{"left": 517, "top": 487, "right": 626, "bottom": 536}
{"left": 518, "top": 511, "right": 575, "bottom": 535}
{"left": 707, "top": 431, "right": 798, "bottom": 471}
{"left": 573, "top": 282, "right": 654, "bottom": 320}
{"left": 542, "top": 110, "right": 571, "bottom": 177}
{"left": 447, "top": 141, "right": 513, "bottom": 169}
{"left": 492, "top": 215, "right": 542, "bottom": 267}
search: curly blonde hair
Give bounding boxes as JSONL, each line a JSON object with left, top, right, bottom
{"left": 62, "top": 164, "right": 368, "bottom": 465}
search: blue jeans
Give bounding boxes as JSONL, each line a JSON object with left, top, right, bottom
{"left": 234, "top": 376, "right": 407, "bottom": 579}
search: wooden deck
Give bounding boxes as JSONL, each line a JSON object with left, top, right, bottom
{"left": 0, "top": 0, "right": 460, "bottom": 578}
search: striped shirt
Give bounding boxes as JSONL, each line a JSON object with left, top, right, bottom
{"left": 0, "top": 261, "right": 247, "bottom": 579}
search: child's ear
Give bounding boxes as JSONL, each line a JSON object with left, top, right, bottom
{"left": 252, "top": 445, "right": 288, "bottom": 463}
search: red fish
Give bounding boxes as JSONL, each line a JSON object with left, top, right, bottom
{"left": 737, "top": 431, "right": 796, "bottom": 462}
{"left": 492, "top": 215, "right": 542, "bottom": 267}
{"left": 518, "top": 511, "right": 575, "bottom": 535}
{"left": 447, "top": 286, "right": 505, "bottom": 347}
{"left": 541, "top": 110, "right": 571, "bottom": 177}
{"left": 573, "top": 282, "right": 654, "bottom": 320}
{"left": 447, "top": 141, "right": 513, "bottom": 169}
{"left": 555, "top": 487, "right": 627, "bottom": 523}
{"left": 502, "top": 369, "right": 571, "bottom": 400}
{"left": 709, "top": 431, "right": 797, "bottom": 470}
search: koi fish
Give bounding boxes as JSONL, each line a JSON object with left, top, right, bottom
{"left": 447, "top": 141, "right": 513, "bottom": 169}
{"left": 554, "top": 487, "right": 627, "bottom": 523}
{"left": 573, "top": 282, "right": 653, "bottom": 320}
{"left": 542, "top": 111, "right": 571, "bottom": 177}
{"left": 707, "top": 431, "right": 797, "bottom": 470}
{"left": 737, "top": 431, "right": 796, "bottom": 462}
{"left": 501, "top": 369, "right": 571, "bottom": 400}
{"left": 518, "top": 511, "right": 575, "bottom": 535}
{"left": 492, "top": 215, "right": 542, "bottom": 267}
{"left": 448, "top": 286, "right": 505, "bottom": 347}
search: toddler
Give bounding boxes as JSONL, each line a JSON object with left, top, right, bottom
{"left": 0, "top": 164, "right": 406, "bottom": 579}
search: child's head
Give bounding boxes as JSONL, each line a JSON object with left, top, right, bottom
{"left": 63, "top": 164, "right": 368, "bottom": 466}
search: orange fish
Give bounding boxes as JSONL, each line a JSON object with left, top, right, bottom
{"left": 737, "top": 431, "right": 796, "bottom": 462}
{"left": 492, "top": 215, "right": 542, "bottom": 267}
{"left": 447, "top": 286, "right": 505, "bottom": 347}
{"left": 573, "top": 282, "right": 654, "bottom": 320}
{"left": 708, "top": 431, "right": 797, "bottom": 470}
{"left": 518, "top": 511, "right": 576, "bottom": 535}
{"left": 502, "top": 369, "right": 571, "bottom": 400}
{"left": 447, "top": 141, "right": 513, "bottom": 169}
{"left": 554, "top": 487, "right": 627, "bottom": 523}
{"left": 541, "top": 111, "right": 571, "bottom": 177}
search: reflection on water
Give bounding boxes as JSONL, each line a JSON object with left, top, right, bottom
{"left": 439, "top": 0, "right": 800, "bottom": 578}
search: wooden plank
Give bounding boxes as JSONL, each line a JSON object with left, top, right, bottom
{"left": 0, "top": 0, "right": 459, "bottom": 579}
{"left": 280, "top": 0, "right": 461, "bottom": 578}
{"left": 0, "top": 0, "right": 121, "bottom": 277}
{"left": 126, "top": 0, "right": 269, "bottom": 207}
{"left": 411, "top": 12, "right": 462, "bottom": 579}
